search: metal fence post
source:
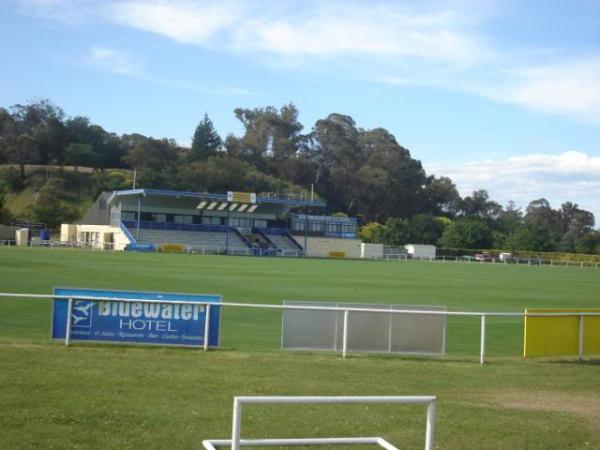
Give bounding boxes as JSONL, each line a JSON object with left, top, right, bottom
{"left": 204, "top": 304, "right": 211, "bottom": 351}
{"left": 387, "top": 306, "right": 393, "bottom": 353}
{"left": 342, "top": 310, "right": 349, "bottom": 359}
{"left": 65, "top": 298, "right": 73, "bottom": 346}
{"left": 425, "top": 398, "right": 436, "bottom": 450}
{"left": 480, "top": 314, "right": 486, "bottom": 365}
{"left": 231, "top": 397, "right": 241, "bottom": 450}
{"left": 578, "top": 314, "right": 585, "bottom": 360}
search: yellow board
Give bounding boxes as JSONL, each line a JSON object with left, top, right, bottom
{"left": 227, "top": 191, "right": 256, "bottom": 204}
{"left": 328, "top": 251, "right": 346, "bottom": 259}
{"left": 524, "top": 308, "right": 600, "bottom": 357}
{"left": 159, "top": 243, "right": 186, "bottom": 253}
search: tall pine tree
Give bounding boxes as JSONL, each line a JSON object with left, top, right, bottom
{"left": 190, "top": 114, "right": 222, "bottom": 161}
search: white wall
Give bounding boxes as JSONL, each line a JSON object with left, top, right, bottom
{"left": 60, "top": 223, "right": 131, "bottom": 250}
{"left": 293, "top": 235, "right": 362, "bottom": 258}
{"left": 15, "top": 229, "right": 29, "bottom": 246}
{"left": 60, "top": 224, "right": 78, "bottom": 241}
{"left": 361, "top": 243, "right": 383, "bottom": 259}
{"left": 405, "top": 244, "right": 436, "bottom": 259}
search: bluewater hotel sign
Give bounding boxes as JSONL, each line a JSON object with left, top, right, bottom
{"left": 51, "top": 288, "right": 221, "bottom": 347}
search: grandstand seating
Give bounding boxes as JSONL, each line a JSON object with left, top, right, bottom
{"left": 126, "top": 225, "right": 249, "bottom": 253}
{"left": 258, "top": 228, "right": 303, "bottom": 255}
{"left": 122, "top": 221, "right": 305, "bottom": 256}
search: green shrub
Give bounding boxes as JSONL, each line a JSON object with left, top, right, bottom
{"left": 438, "top": 247, "right": 600, "bottom": 263}
{"left": 0, "top": 167, "right": 24, "bottom": 192}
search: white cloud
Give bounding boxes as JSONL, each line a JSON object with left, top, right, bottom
{"left": 502, "top": 59, "right": 600, "bottom": 123}
{"left": 233, "top": 6, "right": 483, "bottom": 63}
{"left": 18, "top": 0, "right": 96, "bottom": 23}
{"left": 86, "top": 45, "right": 254, "bottom": 97}
{"left": 20, "top": 0, "right": 600, "bottom": 124}
{"left": 88, "top": 47, "right": 139, "bottom": 75}
{"left": 110, "top": 0, "right": 241, "bottom": 45}
{"left": 106, "top": 1, "right": 485, "bottom": 64}
{"left": 426, "top": 151, "right": 600, "bottom": 222}
{"left": 379, "top": 57, "right": 600, "bottom": 125}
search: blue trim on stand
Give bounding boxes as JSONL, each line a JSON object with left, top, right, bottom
{"left": 120, "top": 222, "right": 136, "bottom": 244}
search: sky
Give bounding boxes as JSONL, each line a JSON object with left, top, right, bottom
{"left": 1, "top": 0, "right": 599, "bottom": 221}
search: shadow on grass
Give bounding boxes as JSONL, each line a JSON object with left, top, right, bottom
{"left": 5, "top": 338, "right": 539, "bottom": 367}
{"left": 542, "top": 358, "right": 600, "bottom": 366}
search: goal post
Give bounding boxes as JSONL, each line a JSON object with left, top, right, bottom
{"left": 202, "top": 395, "right": 437, "bottom": 450}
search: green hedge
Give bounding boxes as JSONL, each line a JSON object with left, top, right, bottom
{"left": 437, "top": 248, "right": 496, "bottom": 257}
{"left": 512, "top": 251, "right": 600, "bottom": 263}
{"left": 437, "top": 248, "right": 600, "bottom": 263}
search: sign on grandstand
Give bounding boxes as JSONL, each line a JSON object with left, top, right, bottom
{"left": 51, "top": 288, "right": 221, "bottom": 348}
{"left": 227, "top": 191, "right": 256, "bottom": 204}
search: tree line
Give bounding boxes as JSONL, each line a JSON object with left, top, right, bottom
{"left": 0, "top": 100, "right": 598, "bottom": 254}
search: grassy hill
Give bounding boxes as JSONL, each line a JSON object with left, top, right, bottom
{"left": 0, "top": 165, "right": 132, "bottom": 229}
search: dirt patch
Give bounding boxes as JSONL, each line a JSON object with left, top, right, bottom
{"left": 477, "top": 389, "right": 600, "bottom": 435}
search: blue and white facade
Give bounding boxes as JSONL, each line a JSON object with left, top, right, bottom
{"left": 61, "top": 189, "right": 362, "bottom": 256}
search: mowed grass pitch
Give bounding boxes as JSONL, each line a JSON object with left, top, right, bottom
{"left": 0, "top": 248, "right": 599, "bottom": 449}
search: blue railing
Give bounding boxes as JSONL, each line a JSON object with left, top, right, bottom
{"left": 233, "top": 228, "right": 251, "bottom": 248}
{"left": 255, "top": 228, "right": 303, "bottom": 252}
{"left": 282, "top": 229, "right": 304, "bottom": 251}
{"left": 120, "top": 222, "right": 136, "bottom": 244}
{"left": 252, "top": 228, "right": 277, "bottom": 249}
{"left": 123, "top": 220, "right": 235, "bottom": 234}
{"left": 258, "top": 227, "right": 287, "bottom": 235}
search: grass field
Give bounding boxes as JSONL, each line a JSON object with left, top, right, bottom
{"left": 1, "top": 247, "right": 599, "bottom": 449}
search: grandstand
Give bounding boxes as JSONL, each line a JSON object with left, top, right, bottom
{"left": 133, "top": 227, "right": 249, "bottom": 253}
{"left": 61, "top": 189, "right": 361, "bottom": 256}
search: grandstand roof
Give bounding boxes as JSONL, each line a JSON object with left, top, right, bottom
{"left": 108, "top": 189, "right": 326, "bottom": 208}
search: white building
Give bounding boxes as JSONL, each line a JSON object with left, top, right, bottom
{"left": 404, "top": 244, "right": 436, "bottom": 259}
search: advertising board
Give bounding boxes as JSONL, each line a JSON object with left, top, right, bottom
{"left": 52, "top": 288, "right": 221, "bottom": 347}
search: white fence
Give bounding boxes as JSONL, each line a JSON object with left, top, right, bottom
{"left": 0, "top": 239, "right": 112, "bottom": 250}
{"left": 2, "top": 292, "right": 600, "bottom": 364}
{"left": 0, "top": 240, "right": 301, "bottom": 257}
{"left": 202, "top": 395, "right": 437, "bottom": 450}
{"left": 2, "top": 239, "right": 599, "bottom": 268}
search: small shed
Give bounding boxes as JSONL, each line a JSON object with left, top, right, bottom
{"left": 404, "top": 244, "right": 436, "bottom": 259}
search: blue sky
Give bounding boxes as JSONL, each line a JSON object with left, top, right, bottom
{"left": 1, "top": 0, "right": 600, "bottom": 220}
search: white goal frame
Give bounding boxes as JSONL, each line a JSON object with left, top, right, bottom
{"left": 202, "top": 395, "right": 437, "bottom": 450}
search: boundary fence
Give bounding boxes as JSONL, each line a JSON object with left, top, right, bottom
{"left": 1, "top": 292, "right": 600, "bottom": 364}
{"left": 1, "top": 240, "right": 599, "bottom": 268}
{"left": 0, "top": 240, "right": 301, "bottom": 257}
